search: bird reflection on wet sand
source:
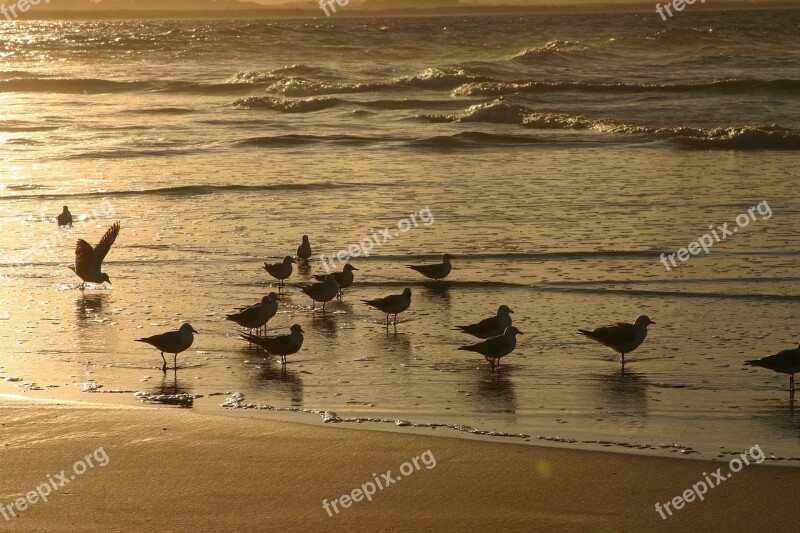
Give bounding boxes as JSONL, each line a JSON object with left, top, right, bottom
{"left": 593, "top": 370, "right": 648, "bottom": 418}
{"left": 75, "top": 293, "right": 106, "bottom": 327}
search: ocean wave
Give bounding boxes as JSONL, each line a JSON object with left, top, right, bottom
{"left": 261, "top": 67, "right": 493, "bottom": 97}
{"left": 233, "top": 134, "right": 379, "bottom": 148}
{"left": 452, "top": 78, "right": 800, "bottom": 97}
{"left": 0, "top": 182, "right": 380, "bottom": 202}
{"left": 421, "top": 100, "right": 800, "bottom": 150}
{"left": 406, "top": 131, "right": 548, "bottom": 149}
{"left": 509, "top": 40, "right": 588, "bottom": 61}
{"left": 672, "top": 126, "right": 800, "bottom": 150}
{"left": 232, "top": 96, "right": 343, "bottom": 113}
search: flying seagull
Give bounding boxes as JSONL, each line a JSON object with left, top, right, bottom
{"left": 226, "top": 293, "right": 279, "bottom": 335}
{"left": 314, "top": 264, "right": 357, "bottom": 299}
{"left": 745, "top": 341, "right": 800, "bottom": 393}
{"left": 69, "top": 221, "right": 120, "bottom": 289}
{"left": 363, "top": 288, "right": 412, "bottom": 327}
{"left": 297, "top": 235, "right": 312, "bottom": 261}
{"left": 57, "top": 206, "right": 73, "bottom": 227}
{"left": 455, "top": 305, "right": 513, "bottom": 339}
{"left": 407, "top": 253, "right": 454, "bottom": 281}
{"left": 263, "top": 256, "right": 295, "bottom": 289}
{"left": 241, "top": 324, "right": 305, "bottom": 365}
{"left": 578, "top": 315, "right": 655, "bottom": 365}
{"left": 300, "top": 274, "right": 339, "bottom": 311}
{"left": 458, "top": 326, "right": 523, "bottom": 372}
{"left": 136, "top": 323, "right": 198, "bottom": 372}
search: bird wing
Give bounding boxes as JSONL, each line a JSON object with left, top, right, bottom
{"left": 583, "top": 322, "right": 637, "bottom": 345}
{"left": 93, "top": 222, "right": 121, "bottom": 265}
{"left": 75, "top": 239, "right": 96, "bottom": 272}
{"left": 136, "top": 330, "right": 181, "bottom": 351}
{"left": 227, "top": 305, "right": 261, "bottom": 323}
{"left": 459, "top": 334, "right": 507, "bottom": 355}
{"left": 242, "top": 332, "right": 294, "bottom": 354}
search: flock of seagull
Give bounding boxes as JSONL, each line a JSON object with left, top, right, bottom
{"left": 59, "top": 214, "right": 800, "bottom": 393}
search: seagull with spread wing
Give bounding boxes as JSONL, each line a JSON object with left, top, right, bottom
{"left": 69, "top": 221, "right": 120, "bottom": 289}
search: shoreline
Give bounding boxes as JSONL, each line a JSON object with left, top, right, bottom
{"left": 4, "top": 378, "right": 800, "bottom": 466}
{"left": 0, "top": 394, "right": 798, "bottom": 530}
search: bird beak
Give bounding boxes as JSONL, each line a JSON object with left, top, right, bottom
{"left": 509, "top": 309, "right": 514, "bottom": 314}
{"left": 352, "top": 267, "right": 359, "bottom": 270}
{"left": 650, "top": 320, "right": 656, "bottom": 325}
{"left": 192, "top": 328, "right": 199, "bottom": 334}
{"left": 517, "top": 330, "right": 524, "bottom": 335}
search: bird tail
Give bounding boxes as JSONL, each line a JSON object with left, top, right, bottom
{"left": 457, "top": 345, "right": 477, "bottom": 352}
{"left": 407, "top": 265, "right": 421, "bottom": 272}
{"left": 240, "top": 332, "right": 263, "bottom": 344}
{"left": 453, "top": 326, "right": 468, "bottom": 332}
{"left": 578, "top": 329, "right": 594, "bottom": 338}
{"left": 744, "top": 360, "right": 761, "bottom": 367}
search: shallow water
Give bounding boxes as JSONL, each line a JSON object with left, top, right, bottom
{"left": 1, "top": 11, "right": 799, "bottom": 462}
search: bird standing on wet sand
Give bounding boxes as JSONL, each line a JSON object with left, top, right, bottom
{"left": 578, "top": 315, "right": 655, "bottom": 365}
{"left": 241, "top": 324, "right": 305, "bottom": 365}
{"left": 745, "top": 341, "right": 800, "bottom": 393}
{"left": 263, "top": 256, "right": 295, "bottom": 289}
{"left": 69, "top": 221, "right": 120, "bottom": 289}
{"left": 57, "top": 206, "right": 73, "bottom": 227}
{"left": 458, "top": 326, "right": 523, "bottom": 373}
{"left": 407, "top": 253, "right": 454, "bottom": 281}
{"left": 297, "top": 235, "right": 312, "bottom": 261}
{"left": 300, "top": 274, "right": 339, "bottom": 311}
{"left": 136, "top": 323, "right": 198, "bottom": 372}
{"left": 314, "top": 264, "right": 357, "bottom": 299}
{"left": 455, "top": 305, "right": 513, "bottom": 339}
{"left": 226, "top": 293, "right": 279, "bottom": 335}
{"left": 363, "top": 288, "right": 412, "bottom": 327}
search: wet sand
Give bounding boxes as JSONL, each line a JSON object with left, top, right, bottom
{"left": 0, "top": 395, "right": 796, "bottom": 532}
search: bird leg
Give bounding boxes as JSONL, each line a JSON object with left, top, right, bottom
{"left": 620, "top": 353, "right": 625, "bottom": 365}
{"left": 173, "top": 353, "right": 177, "bottom": 370}
{"left": 791, "top": 374, "right": 795, "bottom": 392}
{"left": 160, "top": 352, "right": 167, "bottom": 373}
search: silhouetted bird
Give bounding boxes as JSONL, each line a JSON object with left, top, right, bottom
{"left": 578, "top": 315, "right": 655, "bottom": 365}
{"left": 136, "top": 323, "right": 198, "bottom": 372}
{"left": 69, "top": 221, "right": 120, "bottom": 289}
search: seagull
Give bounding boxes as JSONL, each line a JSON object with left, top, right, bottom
{"left": 241, "top": 324, "right": 305, "bottom": 365}
{"left": 297, "top": 235, "right": 312, "bottom": 261}
{"left": 68, "top": 221, "right": 120, "bottom": 289}
{"left": 578, "top": 315, "right": 655, "bottom": 365}
{"left": 458, "top": 326, "right": 523, "bottom": 372}
{"left": 136, "top": 323, "right": 198, "bottom": 372}
{"left": 314, "top": 264, "right": 357, "bottom": 299}
{"left": 363, "top": 288, "right": 412, "bottom": 327}
{"left": 300, "top": 274, "right": 339, "bottom": 311}
{"left": 454, "top": 305, "right": 513, "bottom": 339}
{"left": 226, "top": 293, "right": 279, "bottom": 335}
{"left": 57, "top": 206, "right": 73, "bottom": 227}
{"left": 263, "top": 256, "right": 295, "bottom": 289}
{"left": 745, "top": 341, "right": 800, "bottom": 393}
{"left": 407, "top": 253, "right": 454, "bottom": 281}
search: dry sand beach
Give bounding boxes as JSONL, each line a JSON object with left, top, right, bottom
{"left": 1, "top": 395, "right": 798, "bottom": 532}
